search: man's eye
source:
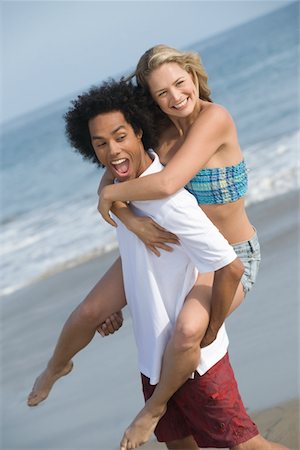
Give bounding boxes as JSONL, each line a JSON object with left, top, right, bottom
{"left": 117, "top": 135, "right": 126, "bottom": 141}
{"left": 97, "top": 142, "right": 106, "bottom": 148}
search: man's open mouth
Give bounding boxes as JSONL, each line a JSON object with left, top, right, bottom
{"left": 111, "top": 158, "right": 130, "bottom": 176}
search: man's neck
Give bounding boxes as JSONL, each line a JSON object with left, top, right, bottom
{"left": 136, "top": 151, "right": 154, "bottom": 178}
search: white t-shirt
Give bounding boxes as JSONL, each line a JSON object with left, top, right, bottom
{"left": 114, "top": 152, "right": 237, "bottom": 384}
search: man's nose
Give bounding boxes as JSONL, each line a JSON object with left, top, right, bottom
{"left": 108, "top": 141, "right": 121, "bottom": 157}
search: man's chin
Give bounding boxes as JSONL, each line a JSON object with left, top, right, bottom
{"left": 115, "top": 172, "right": 135, "bottom": 182}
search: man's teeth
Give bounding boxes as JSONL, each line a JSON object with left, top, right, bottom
{"left": 111, "top": 159, "right": 126, "bottom": 165}
{"left": 173, "top": 98, "right": 188, "bottom": 109}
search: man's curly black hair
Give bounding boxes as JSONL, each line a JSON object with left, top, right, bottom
{"left": 64, "top": 79, "right": 159, "bottom": 167}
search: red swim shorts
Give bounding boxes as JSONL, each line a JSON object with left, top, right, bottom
{"left": 141, "top": 353, "right": 259, "bottom": 448}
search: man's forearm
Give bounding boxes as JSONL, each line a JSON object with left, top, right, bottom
{"left": 202, "top": 258, "right": 244, "bottom": 346}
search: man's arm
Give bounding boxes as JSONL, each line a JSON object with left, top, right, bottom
{"left": 161, "top": 191, "right": 243, "bottom": 345}
{"left": 201, "top": 258, "right": 244, "bottom": 347}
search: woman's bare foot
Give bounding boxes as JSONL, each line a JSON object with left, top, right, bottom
{"left": 120, "top": 403, "right": 166, "bottom": 450}
{"left": 27, "top": 360, "right": 73, "bottom": 406}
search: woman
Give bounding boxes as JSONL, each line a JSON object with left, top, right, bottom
{"left": 27, "top": 45, "right": 264, "bottom": 449}
{"left": 97, "top": 45, "right": 263, "bottom": 449}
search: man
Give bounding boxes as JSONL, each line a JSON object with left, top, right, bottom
{"left": 64, "top": 80, "right": 287, "bottom": 450}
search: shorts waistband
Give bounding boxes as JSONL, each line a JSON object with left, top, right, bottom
{"left": 231, "top": 227, "right": 260, "bottom": 253}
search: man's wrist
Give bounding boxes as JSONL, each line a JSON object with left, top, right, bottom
{"left": 205, "top": 322, "right": 221, "bottom": 338}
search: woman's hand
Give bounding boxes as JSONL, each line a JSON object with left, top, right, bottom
{"left": 129, "top": 216, "right": 180, "bottom": 256}
{"left": 98, "top": 186, "right": 117, "bottom": 227}
{"left": 98, "top": 186, "right": 180, "bottom": 255}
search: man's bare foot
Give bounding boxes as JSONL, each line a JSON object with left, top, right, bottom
{"left": 120, "top": 403, "right": 166, "bottom": 450}
{"left": 27, "top": 360, "right": 73, "bottom": 406}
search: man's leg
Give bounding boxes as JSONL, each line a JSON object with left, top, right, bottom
{"left": 119, "top": 275, "right": 212, "bottom": 450}
{"left": 134, "top": 373, "right": 201, "bottom": 450}
{"left": 166, "top": 434, "right": 289, "bottom": 450}
{"left": 166, "top": 435, "right": 200, "bottom": 450}
{"left": 170, "top": 354, "right": 288, "bottom": 450}
{"left": 120, "top": 268, "right": 247, "bottom": 449}
{"left": 27, "top": 257, "right": 126, "bottom": 406}
{"left": 232, "top": 435, "right": 289, "bottom": 449}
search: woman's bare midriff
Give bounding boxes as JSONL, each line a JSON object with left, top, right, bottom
{"left": 200, "top": 198, "right": 255, "bottom": 244}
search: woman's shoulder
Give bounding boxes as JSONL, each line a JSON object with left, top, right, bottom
{"left": 190, "top": 102, "right": 236, "bottom": 139}
{"left": 199, "top": 102, "right": 234, "bottom": 125}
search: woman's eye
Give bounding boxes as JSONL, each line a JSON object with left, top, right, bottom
{"left": 158, "top": 91, "right": 166, "bottom": 97}
{"left": 176, "top": 80, "right": 184, "bottom": 86}
{"left": 97, "top": 142, "right": 106, "bottom": 148}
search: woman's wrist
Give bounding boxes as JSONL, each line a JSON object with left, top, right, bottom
{"left": 125, "top": 215, "right": 140, "bottom": 233}
{"left": 101, "top": 184, "right": 112, "bottom": 200}
{"left": 104, "top": 183, "right": 124, "bottom": 203}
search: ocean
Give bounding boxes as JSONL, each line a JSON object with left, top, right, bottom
{"left": 1, "top": 2, "right": 299, "bottom": 297}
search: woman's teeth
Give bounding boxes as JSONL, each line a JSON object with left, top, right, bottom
{"left": 173, "top": 98, "right": 188, "bottom": 109}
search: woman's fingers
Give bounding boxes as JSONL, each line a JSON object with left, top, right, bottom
{"left": 157, "top": 234, "right": 180, "bottom": 244}
{"left": 147, "top": 245, "right": 161, "bottom": 257}
{"left": 153, "top": 242, "right": 175, "bottom": 252}
{"left": 153, "top": 224, "right": 180, "bottom": 244}
{"left": 147, "top": 242, "right": 177, "bottom": 256}
{"left": 97, "top": 196, "right": 117, "bottom": 227}
{"left": 102, "top": 211, "right": 117, "bottom": 227}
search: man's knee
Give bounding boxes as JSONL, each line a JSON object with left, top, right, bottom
{"left": 166, "top": 435, "right": 200, "bottom": 449}
{"left": 231, "top": 434, "right": 273, "bottom": 450}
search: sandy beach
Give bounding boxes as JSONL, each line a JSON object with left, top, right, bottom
{"left": 1, "top": 190, "right": 299, "bottom": 450}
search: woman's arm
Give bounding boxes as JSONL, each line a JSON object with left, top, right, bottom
{"left": 97, "top": 167, "right": 114, "bottom": 196}
{"left": 98, "top": 168, "right": 147, "bottom": 228}
{"left": 99, "top": 106, "right": 232, "bottom": 223}
{"left": 98, "top": 170, "right": 180, "bottom": 256}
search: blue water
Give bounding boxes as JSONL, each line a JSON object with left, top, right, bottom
{"left": 1, "top": 3, "right": 299, "bottom": 296}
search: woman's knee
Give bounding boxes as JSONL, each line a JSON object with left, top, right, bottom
{"left": 173, "top": 317, "right": 205, "bottom": 352}
{"left": 72, "top": 298, "right": 101, "bottom": 327}
{"left": 73, "top": 264, "right": 126, "bottom": 327}
{"left": 73, "top": 285, "right": 110, "bottom": 327}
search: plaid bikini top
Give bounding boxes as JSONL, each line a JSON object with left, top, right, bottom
{"left": 185, "top": 159, "right": 248, "bottom": 204}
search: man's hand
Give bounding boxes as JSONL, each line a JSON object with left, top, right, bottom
{"left": 200, "top": 331, "right": 217, "bottom": 348}
{"left": 97, "top": 311, "right": 124, "bottom": 337}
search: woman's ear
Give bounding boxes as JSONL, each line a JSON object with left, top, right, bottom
{"left": 137, "top": 129, "right": 143, "bottom": 140}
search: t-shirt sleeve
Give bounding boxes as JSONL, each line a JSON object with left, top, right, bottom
{"left": 165, "top": 192, "right": 237, "bottom": 273}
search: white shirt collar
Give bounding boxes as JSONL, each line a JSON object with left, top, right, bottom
{"left": 114, "top": 150, "right": 162, "bottom": 185}
{"left": 140, "top": 150, "right": 163, "bottom": 178}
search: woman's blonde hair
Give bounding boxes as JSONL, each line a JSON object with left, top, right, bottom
{"left": 129, "top": 44, "right": 212, "bottom": 102}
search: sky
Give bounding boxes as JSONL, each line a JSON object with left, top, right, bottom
{"left": 1, "top": 0, "right": 291, "bottom": 124}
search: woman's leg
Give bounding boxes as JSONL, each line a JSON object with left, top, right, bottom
{"left": 27, "top": 257, "right": 126, "bottom": 406}
{"left": 120, "top": 274, "right": 246, "bottom": 450}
